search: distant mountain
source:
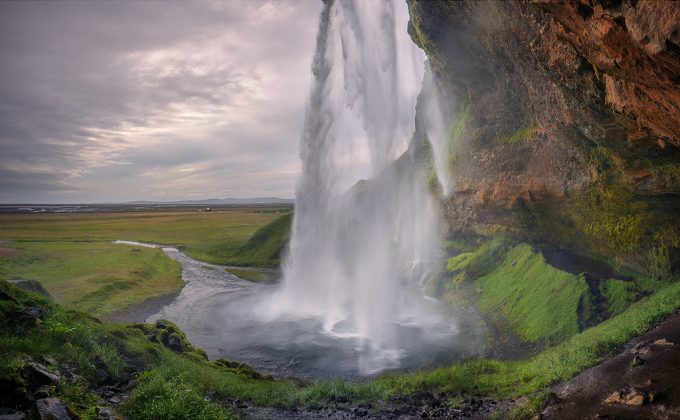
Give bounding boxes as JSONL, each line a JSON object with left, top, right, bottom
{"left": 122, "top": 197, "right": 294, "bottom": 205}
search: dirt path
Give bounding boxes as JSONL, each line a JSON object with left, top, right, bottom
{"left": 542, "top": 310, "right": 680, "bottom": 419}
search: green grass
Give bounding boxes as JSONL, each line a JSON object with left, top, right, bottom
{"left": 0, "top": 241, "right": 182, "bottom": 317}
{"left": 224, "top": 268, "right": 268, "bottom": 283}
{"left": 0, "top": 209, "right": 292, "bottom": 316}
{"left": 0, "top": 209, "right": 284, "bottom": 248}
{"left": 3, "top": 277, "right": 680, "bottom": 417}
{"left": 499, "top": 126, "right": 538, "bottom": 144}
{"left": 439, "top": 238, "right": 665, "bottom": 344}
{"left": 186, "top": 213, "right": 292, "bottom": 267}
{"left": 476, "top": 244, "right": 588, "bottom": 343}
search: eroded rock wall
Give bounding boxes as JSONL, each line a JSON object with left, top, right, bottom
{"left": 408, "top": 0, "right": 680, "bottom": 274}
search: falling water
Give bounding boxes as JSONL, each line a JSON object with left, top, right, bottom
{"left": 140, "top": 0, "right": 479, "bottom": 379}
{"left": 266, "top": 0, "right": 456, "bottom": 374}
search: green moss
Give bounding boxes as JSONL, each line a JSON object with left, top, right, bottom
{"left": 499, "top": 126, "right": 538, "bottom": 144}
{"left": 446, "top": 100, "right": 469, "bottom": 172}
{"left": 476, "top": 244, "right": 588, "bottom": 343}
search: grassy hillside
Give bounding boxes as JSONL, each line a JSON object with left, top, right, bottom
{"left": 185, "top": 213, "right": 292, "bottom": 267}
{"left": 431, "top": 237, "right": 666, "bottom": 345}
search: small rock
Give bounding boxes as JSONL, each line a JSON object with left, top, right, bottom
{"left": 34, "top": 398, "right": 77, "bottom": 420}
{"left": 95, "top": 407, "right": 117, "bottom": 420}
{"left": 605, "top": 391, "right": 624, "bottom": 404}
{"left": 167, "top": 335, "right": 183, "bottom": 352}
{"left": 653, "top": 338, "right": 674, "bottom": 347}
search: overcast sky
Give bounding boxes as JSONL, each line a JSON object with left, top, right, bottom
{"left": 0, "top": 0, "right": 322, "bottom": 203}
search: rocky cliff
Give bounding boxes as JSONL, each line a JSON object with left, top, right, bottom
{"left": 408, "top": 0, "right": 680, "bottom": 276}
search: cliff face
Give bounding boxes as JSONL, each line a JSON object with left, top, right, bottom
{"left": 408, "top": 0, "right": 680, "bottom": 275}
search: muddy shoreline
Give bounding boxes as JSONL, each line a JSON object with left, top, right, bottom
{"left": 105, "top": 291, "right": 181, "bottom": 324}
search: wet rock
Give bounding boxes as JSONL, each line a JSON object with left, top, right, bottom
{"left": 7, "top": 280, "right": 51, "bottom": 299}
{"left": 95, "top": 407, "right": 117, "bottom": 420}
{"left": 34, "top": 398, "right": 78, "bottom": 420}
{"left": 10, "top": 307, "right": 43, "bottom": 326}
{"left": 166, "top": 333, "right": 184, "bottom": 352}
{"left": 23, "top": 362, "right": 60, "bottom": 387}
{"left": 0, "top": 408, "right": 26, "bottom": 420}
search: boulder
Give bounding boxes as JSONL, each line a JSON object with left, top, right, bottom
{"left": 34, "top": 398, "right": 78, "bottom": 420}
{"left": 0, "top": 408, "right": 26, "bottom": 420}
{"left": 23, "top": 362, "right": 60, "bottom": 388}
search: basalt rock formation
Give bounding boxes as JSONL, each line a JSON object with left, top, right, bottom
{"left": 408, "top": 0, "right": 680, "bottom": 276}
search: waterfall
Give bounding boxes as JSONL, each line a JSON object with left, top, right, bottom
{"left": 266, "top": 0, "right": 452, "bottom": 374}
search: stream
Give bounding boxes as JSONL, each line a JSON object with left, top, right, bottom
{"left": 113, "top": 240, "right": 481, "bottom": 380}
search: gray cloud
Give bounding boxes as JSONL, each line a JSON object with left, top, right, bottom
{"left": 0, "top": 0, "right": 321, "bottom": 203}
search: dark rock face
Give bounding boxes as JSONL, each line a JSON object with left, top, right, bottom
{"left": 408, "top": 0, "right": 680, "bottom": 271}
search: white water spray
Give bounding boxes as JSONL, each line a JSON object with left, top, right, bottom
{"left": 267, "top": 0, "right": 454, "bottom": 374}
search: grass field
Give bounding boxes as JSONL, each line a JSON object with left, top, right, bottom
{"left": 0, "top": 207, "right": 291, "bottom": 316}
{"left": 0, "top": 241, "right": 182, "bottom": 317}
{"left": 0, "top": 208, "right": 287, "bottom": 248}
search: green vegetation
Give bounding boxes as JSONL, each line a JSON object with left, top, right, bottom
{"left": 435, "top": 238, "right": 666, "bottom": 344}
{"left": 476, "top": 244, "right": 588, "bottom": 342}
{"left": 3, "top": 264, "right": 680, "bottom": 418}
{"left": 0, "top": 209, "right": 292, "bottom": 316}
{"left": 0, "top": 209, "right": 283, "bottom": 247}
{"left": 0, "top": 241, "right": 182, "bottom": 318}
{"left": 224, "top": 268, "right": 269, "bottom": 283}
{"left": 499, "top": 126, "right": 538, "bottom": 144}
{"left": 188, "top": 213, "right": 292, "bottom": 267}
{"left": 443, "top": 239, "right": 588, "bottom": 342}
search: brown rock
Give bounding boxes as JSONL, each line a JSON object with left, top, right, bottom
{"left": 604, "top": 391, "right": 624, "bottom": 404}
{"left": 625, "top": 393, "right": 645, "bottom": 406}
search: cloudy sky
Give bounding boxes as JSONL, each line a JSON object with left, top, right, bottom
{"left": 0, "top": 0, "right": 322, "bottom": 203}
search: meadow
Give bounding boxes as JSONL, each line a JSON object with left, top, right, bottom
{"left": 0, "top": 207, "right": 291, "bottom": 317}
